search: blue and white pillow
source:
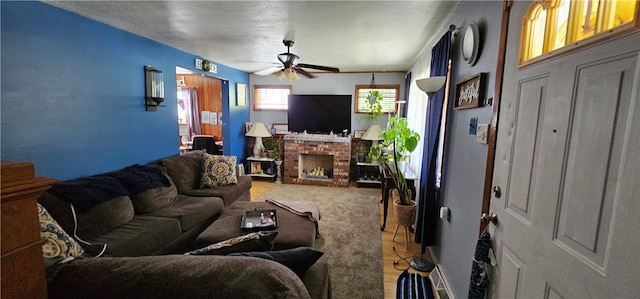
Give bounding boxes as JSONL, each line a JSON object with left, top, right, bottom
{"left": 200, "top": 154, "right": 238, "bottom": 188}
{"left": 38, "top": 203, "right": 85, "bottom": 259}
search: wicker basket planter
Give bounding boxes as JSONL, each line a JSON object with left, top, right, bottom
{"left": 393, "top": 198, "right": 417, "bottom": 226}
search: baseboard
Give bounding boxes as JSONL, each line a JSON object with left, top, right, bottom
{"left": 428, "top": 265, "right": 454, "bottom": 299}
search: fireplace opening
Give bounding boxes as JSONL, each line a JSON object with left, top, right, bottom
{"left": 299, "top": 154, "right": 334, "bottom": 180}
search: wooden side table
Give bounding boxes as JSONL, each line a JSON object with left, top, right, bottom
{"left": 1, "top": 161, "right": 58, "bottom": 299}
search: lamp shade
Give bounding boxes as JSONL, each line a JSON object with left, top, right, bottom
{"left": 245, "top": 122, "right": 272, "bottom": 137}
{"left": 361, "top": 124, "right": 383, "bottom": 141}
{"left": 416, "top": 76, "right": 446, "bottom": 93}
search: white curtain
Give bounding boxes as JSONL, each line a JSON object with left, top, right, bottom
{"left": 405, "top": 51, "right": 433, "bottom": 187}
{"left": 177, "top": 87, "right": 201, "bottom": 136}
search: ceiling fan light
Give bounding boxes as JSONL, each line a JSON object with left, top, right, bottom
{"left": 284, "top": 68, "right": 296, "bottom": 81}
{"left": 274, "top": 70, "right": 285, "bottom": 81}
{"left": 292, "top": 71, "right": 299, "bottom": 81}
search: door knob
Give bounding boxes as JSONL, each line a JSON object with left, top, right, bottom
{"left": 492, "top": 186, "right": 501, "bottom": 198}
{"left": 481, "top": 212, "right": 498, "bottom": 225}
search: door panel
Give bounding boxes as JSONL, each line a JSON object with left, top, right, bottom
{"left": 556, "top": 56, "right": 637, "bottom": 270}
{"left": 507, "top": 76, "right": 548, "bottom": 223}
{"left": 490, "top": 1, "right": 640, "bottom": 298}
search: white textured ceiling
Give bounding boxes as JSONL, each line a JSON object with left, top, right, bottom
{"left": 44, "top": 1, "right": 459, "bottom": 74}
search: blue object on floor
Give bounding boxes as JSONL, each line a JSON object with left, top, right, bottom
{"left": 396, "top": 270, "right": 434, "bottom": 299}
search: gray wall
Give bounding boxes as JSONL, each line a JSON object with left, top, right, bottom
{"left": 248, "top": 72, "right": 406, "bottom": 132}
{"left": 432, "top": 1, "right": 503, "bottom": 297}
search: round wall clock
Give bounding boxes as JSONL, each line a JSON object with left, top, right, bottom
{"left": 462, "top": 22, "right": 480, "bottom": 66}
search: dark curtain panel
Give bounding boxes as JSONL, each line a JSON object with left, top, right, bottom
{"left": 400, "top": 72, "right": 412, "bottom": 117}
{"left": 415, "top": 31, "right": 451, "bottom": 252}
{"left": 178, "top": 87, "right": 201, "bottom": 136}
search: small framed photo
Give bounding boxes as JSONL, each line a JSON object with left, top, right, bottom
{"left": 353, "top": 130, "right": 366, "bottom": 138}
{"left": 237, "top": 83, "right": 247, "bottom": 107}
{"left": 245, "top": 122, "right": 253, "bottom": 133}
{"left": 272, "top": 123, "right": 289, "bottom": 135}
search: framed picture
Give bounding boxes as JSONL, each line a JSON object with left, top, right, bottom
{"left": 353, "top": 130, "right": 366, "bottom": 139}
{"left": 237, "top": 83, "right": 247, "bottom": 107}
{"left": 454, "top": 72, "right": 486, "bottom": 110}
{"left": 272, "top": 123, "right": 289, "bottom": 135}
{"left": 245, "top": 122, "right": 253, "bottom": 133}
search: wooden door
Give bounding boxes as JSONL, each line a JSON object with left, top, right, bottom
{"left": 489, "top": 1, "right": 640, "bottom": 298}
{"left": 181, "top": 74, "right": 223, "bottom": 141}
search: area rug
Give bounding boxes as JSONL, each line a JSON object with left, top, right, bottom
{"left": 256, "top": 184, "right": 384, "bottom": 299}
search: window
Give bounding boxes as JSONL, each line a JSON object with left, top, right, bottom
{"left": 520, "top": 0, "right": 638, "bottom": 64}
{"left": 253, "top": 85, "right": 291, "bottom": 110}
{"left": 354, "top": 84, "right": 399, "bottom": 114}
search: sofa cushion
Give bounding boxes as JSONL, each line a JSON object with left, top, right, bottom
{"left": 39, "top": 192, "right": 135, "bottom": 240}
{"left": 161, "top": 150, "right": 206, "bottom": 193}
{"left": 38, "top": 203, "right": 85, "bottom": 260}
{"left": 186, "top": 231, "right": 278, "bottom": 256}
{"left": 144, "top": 194, "right": 224, "bottom": 232}
{"left": 85, "top": 215, "right": 182, "bottom": 257}
{"left": 200, "top": 154, "right": 238, "bottom": 188}
{"left": 47, "top": 255, "right": 313, "bottom": 299}
{"left": 228, "top": 247, "right": 324, "bottom": 277}
{"left": 181, "top": 175, "right": 252, "bottom": 206}
{"left": 129, "top": 166, "right": 178, "bottom": 213}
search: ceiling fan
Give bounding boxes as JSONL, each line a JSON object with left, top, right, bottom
{"left": 254, "top": 40, "right": 339, "bottom": 81}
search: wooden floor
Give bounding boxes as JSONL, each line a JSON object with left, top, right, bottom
{"left": 250, "top": 180, "right": 433, "bottom": 299}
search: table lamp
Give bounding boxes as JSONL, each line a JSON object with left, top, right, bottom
{"left": 245, "top": 122, "right": 272, "bottom": 157}
{"left": 361, "top": 124, "right": 383, "bottom": 146}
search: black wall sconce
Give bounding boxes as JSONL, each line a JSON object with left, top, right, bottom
{"left": 145, "top": 65, "right": 164, "bottom": 111}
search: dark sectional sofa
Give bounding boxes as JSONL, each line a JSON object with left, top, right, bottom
{"left": 39, "top": 150, "right": 330, "bottom": 299}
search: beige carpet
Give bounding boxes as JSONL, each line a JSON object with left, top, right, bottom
{"left": 256, "top": 184, "right": 384, "bottom": 299}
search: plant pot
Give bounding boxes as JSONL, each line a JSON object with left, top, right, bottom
{"left": 260, "top": 152, "right": 268, "bottom": 158}
{"left": 393, "top": 197, "right": 417, "bottom": 226}
{"left": 358, "top": 155, "right": 365, "bottom": 163}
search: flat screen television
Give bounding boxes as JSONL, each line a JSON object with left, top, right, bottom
{"left": 287, "top": 94, "right": 352, "bottom": 135}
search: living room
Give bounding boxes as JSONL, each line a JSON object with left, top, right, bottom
{"left": 3, "top": 1, "right": 639, "bottom": 298}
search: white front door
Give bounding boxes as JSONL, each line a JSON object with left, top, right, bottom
{"left": 489, "top": 2, "right": 640, "bottom": 298}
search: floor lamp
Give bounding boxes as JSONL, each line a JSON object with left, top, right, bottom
{"left": 409, "top": 76, "right": 446, "bottom": 272}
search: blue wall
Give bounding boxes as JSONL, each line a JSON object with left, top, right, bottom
{"left": 1, "top": 1, "right": 249, "bottom": 180}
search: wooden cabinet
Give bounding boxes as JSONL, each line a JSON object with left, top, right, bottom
{"left": 1, "top": 162, "right": 58, "bottom": 299}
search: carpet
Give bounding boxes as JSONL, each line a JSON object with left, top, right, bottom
{"left": 256, "top": 184, "right": 384, "bottom": 299}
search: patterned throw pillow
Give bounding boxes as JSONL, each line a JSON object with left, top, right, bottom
{"left": 186, "top": 231, "right": 278, "bottom": 256}
{"left": 200, "top": 154, "right": 238, "bottom": 188}
{"left": 38, "top": 203, "right": 85, "bottom": 259}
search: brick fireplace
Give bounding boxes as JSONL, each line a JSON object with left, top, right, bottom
{"left": 283, "top": 134, "right": 351, "bottom": 187}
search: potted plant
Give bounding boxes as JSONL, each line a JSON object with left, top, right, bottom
{"left": 259, "top": 145, "right": 268, "bottom": 158}
{"left": 380, "top": 116, "right": 420, "bottom": 206}
{"left": 367, "top": 144, "right": 383, "bottom": 164}
{"left": 271, "top": 138, "right": 284, "bottom": 160}
{"left": 356, "top": 145, "right": 368, "bottom": 163}
{"left": 363, "top": 90, "right": 384, "bottom": 121}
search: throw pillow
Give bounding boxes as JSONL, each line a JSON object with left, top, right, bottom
{"left": 186, "top": 231, "right": 278, "bottom": 256}
{"left": 38, "top": 203, "right": 85, "bottom": 260}
{"left": 200, "top": 154, "right": 238, "bottom": 188}
{"left": 228, "top": 247, "right": 324, "bottom": 276}
{"left": 129, "top": 165, "right": 178, "bottom": 213}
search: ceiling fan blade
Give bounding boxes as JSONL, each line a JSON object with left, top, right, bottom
{"left": 297, "top": 63, "right": 339, "bottom": 73}
{"left": 292, "top": 66, "right": 315, "bottom": 78}
{"left": 253, "top": 66, "right": 282, "bottom": 76}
